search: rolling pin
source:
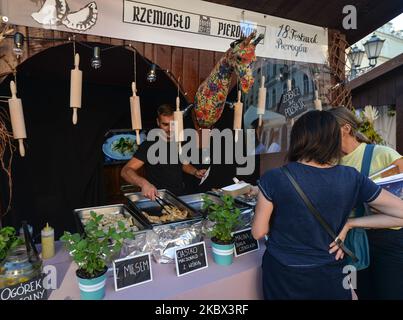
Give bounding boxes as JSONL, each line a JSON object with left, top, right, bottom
{"left": 130, "top": 82, "right": 142, "bottom": 145}
{"left": 257, "top": 76, "right": 266, "bottom": 126}
{"left": 174, "top": 96, "right": 184, "bottom": 154}
{"left": 313, "top": 89, "right": 322, "bottom": 111}
{"left": 70, "top": 53, "right": 82, "bottom": 125}
{"left": 8, "top": 81, "right": 26, "bottom": 157}
{"left": 233, "top": 90, "right": 243, "bottom": 142}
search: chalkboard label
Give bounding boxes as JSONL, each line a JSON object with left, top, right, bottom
{"left": 0, "top": 273, "right": 48, "bottom": 300}
{"left": 278, "top": 87, "right": 307, "bottom": 119}
{"left": 232, "top": 228, "right": 260, "bottom": 257}
{"left": 175, "top": 241, "right": 208, "bottom": 277}
{"left": 113, "top": 253, "right": 153, "bottom": 291}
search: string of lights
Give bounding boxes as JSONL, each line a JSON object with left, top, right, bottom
{"left": 4, "top": 32, "right": 188, "bottom": 96}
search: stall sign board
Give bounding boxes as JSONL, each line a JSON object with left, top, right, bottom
{"left": 0, "top": 273, "right": 49, "bottom": 300}
{"left": 232, "top": 228, "right": 260, "bottom": 257}
{"left": 3, "top": 0, "right": 328, "bottom": 64}
{"left": 278, "top": 87, "right": 307, "bottom": 119}
{"left": 175, "top": 241, "right": 208, "bottom": 277}
{"left": 113, "top": 253, "right": 153, "bottom": 291}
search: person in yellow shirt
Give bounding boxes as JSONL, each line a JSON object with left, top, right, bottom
{"left": 329, "top": 106, "right": 403, "bottom": 300}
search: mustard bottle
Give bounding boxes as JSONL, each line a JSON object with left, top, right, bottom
{"left": 41, "top": 223, "right": 55, "bottom": 259}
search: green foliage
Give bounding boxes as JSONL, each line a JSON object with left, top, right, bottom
{"left": 202, "top": 195, "right": 240, "bottom": 243}
{"left": 359, "top": 118, "right": 384, "bottom": 145}
{"left": 0, "top": 227, "right": 23, "bottom": 262}
{"left": 355, "top": 107, "right": 384, "bottom": 145}
{"left": 112, "top": 137, "right": 135, "bottom": 155}
{"left": 60, "top": 211, "right": 134, "bottom": 278}
{"left": 387, "top": 106, "right": 396, "bottom": 117}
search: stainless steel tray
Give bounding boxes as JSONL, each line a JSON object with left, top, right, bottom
{"left": 178, "top": 193, "right": 242, "bottom": 216}
{"left": 125, "top": 189, "right": 203, "bottom": 227}
{"left": 73, "top": 204, "right": 148, "bottom": 234}
{"left": 207, "top": 190, "right": 256, "bottom": 208}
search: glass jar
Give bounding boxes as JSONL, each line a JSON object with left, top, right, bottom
{"left": 0, "top": 245, "right": 42, "bottom": 289}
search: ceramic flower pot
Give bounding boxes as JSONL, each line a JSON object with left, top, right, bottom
{"left": 76, "top": 268, "right": 107, "bottom": 300}
{"left": 211, "top": 240, "right": 234, "bottom": 266}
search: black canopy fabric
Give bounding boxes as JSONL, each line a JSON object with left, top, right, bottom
{"left": 0, "top": 43, "right": 186, "bottom": 239}
{"left": 0, "top": 43, "right": 258, "bottom": 240}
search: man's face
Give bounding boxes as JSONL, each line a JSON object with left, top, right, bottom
{"left": 157, "top": 114, "right": 174, "bottom": 140}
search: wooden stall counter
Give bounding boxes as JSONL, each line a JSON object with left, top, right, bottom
{"left": 48, "top": 239, "right": 265, "bottom": 300}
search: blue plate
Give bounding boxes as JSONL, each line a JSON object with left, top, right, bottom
{"left": 102, "top": 133, "right": 140, "bottom": 161}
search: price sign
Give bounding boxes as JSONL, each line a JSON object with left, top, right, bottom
{"left": 175, "top": 242, "right": 208, "bottom": 277}
{"left": 232, "top": 228, "right": 260, "bottom": 257}
{"left": 113, "top": 253, "right": 153, "bottom": 291}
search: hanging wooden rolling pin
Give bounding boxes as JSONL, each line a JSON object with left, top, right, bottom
{"left": 233, "top": 90, "right": 243, "bottom": 142}
{"left": 130, "top": 81, "right": 142, "bottom": 145}
{"left": 257, "top": 75, "right": 266, "bottom": 126}
{"left": 8, "top": 80, "right": 26, "bottom": 157}
{"left": 174, "top": 94, "right": 184, "bottom": 154}
{"left": 70, "top": 53, "right": 82, "bottom": 125}
{"left": 313, "top": 80, "right": 322, "bottom": 111}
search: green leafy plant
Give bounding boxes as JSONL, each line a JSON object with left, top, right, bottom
{"left": 359, "top": 119, "right": 384, "bottom": 145}
{"left": 112, "top": 137, "right": 135, "bottom": 155}
{"left": 387, "top": 106, "right": 396, "bottom": 117}
{"left": 61, "top": 211, "right": 134, "bottom": 279}
{"left": 0, "top": 227, "right": 23, "bottom": 262}
{"left": 202, "top": 195, "right": 240, "bottom": 244}
{"left": 357, "top": 106, "right": 384, "bottom": 145}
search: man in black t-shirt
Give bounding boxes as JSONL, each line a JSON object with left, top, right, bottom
{"left": 121, "top": 104, "right": 206, "bottom": 199}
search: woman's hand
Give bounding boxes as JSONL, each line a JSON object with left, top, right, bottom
{"left": 247, "top": 186, "right": 259, "bottom": 197}
{"left": 329, "top": 219, "right": 353, "bottom": 260}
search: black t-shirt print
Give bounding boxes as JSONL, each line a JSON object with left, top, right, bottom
{"left": 133, "top": 140, "right": 185, "bottom": 196}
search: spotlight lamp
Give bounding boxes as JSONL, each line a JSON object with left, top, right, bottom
{"left": 13, "top": 32, "right": 24, "bottom": 57}
{"left": 147, "top": 64, "right": 157, "bottom": 83}
{"left": 91, "top": 46, "right": 102, "bottom": 69}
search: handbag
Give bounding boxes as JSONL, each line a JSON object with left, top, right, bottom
{"left": 281, "top": 166, "right": 358, "bottom": 263}
{"left": 344, "top": 144, "right": 374, "bottom": 270}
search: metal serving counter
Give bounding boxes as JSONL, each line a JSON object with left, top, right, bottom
{"left": 48, "top": 238, "right": 264, "bottom": 300}
{"left": 46, "top": 192, "right": 261, "bottom": 300}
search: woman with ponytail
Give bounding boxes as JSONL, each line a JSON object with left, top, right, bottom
{"left": 329, "top": 106, "right": 403, "bottom": 300}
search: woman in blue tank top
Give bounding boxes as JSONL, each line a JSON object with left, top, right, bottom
{"left": 252, "top": 110, "right": 403, "bottom": 300}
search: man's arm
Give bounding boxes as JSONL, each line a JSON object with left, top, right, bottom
{"left": 182, "top": 164, "right": 206, "bottom": 179}
{"left": 121, "top": 157, "right": 158, "bottom": 200}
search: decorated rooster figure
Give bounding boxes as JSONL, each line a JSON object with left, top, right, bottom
{"left": 193, "top": 31, "right": 264, "bottom": 129}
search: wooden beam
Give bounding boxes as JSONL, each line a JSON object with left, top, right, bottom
{"left": 348, "top": 53, "right": 403, "bottom": 91}
{"left": 396, "top": 72, "right": 403, "bottom": 154}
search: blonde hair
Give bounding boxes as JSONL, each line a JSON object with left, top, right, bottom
{"left": 328, "top": 106, "right": 371, "bottom": 144}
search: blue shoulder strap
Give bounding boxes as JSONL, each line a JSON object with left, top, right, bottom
{"left": 356, "top": 144, "right": 375, "bottom": 217}
{"left": 361, "top": 144, "right": 375, "bottom": 177}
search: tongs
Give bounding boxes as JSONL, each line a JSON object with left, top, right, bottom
{"left": 155, "top": 195, "right": 175, "bottom": 215}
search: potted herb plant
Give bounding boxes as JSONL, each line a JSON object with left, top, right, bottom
{"left": 61, "top": 211, "right": 134, "bottom": 300}
{"left": 203, "top": 195, "right": 240, "bottom": 266}
{"left": 0, "top": 226, "right": 23, "bottom": 262}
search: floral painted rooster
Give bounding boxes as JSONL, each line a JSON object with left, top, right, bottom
{"left": 193, "top": 32, "right": 264, "bottom": 129}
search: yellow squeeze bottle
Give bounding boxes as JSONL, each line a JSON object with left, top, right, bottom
{"left": 41, "top": 223, "right": 55, "bottom": 259}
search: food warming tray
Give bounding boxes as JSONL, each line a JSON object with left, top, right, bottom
{"left": 125, "top": 189, "right": 203, "bottom": 227}
{"left": 73, "top": 204, "right": 148, "bottom": 235}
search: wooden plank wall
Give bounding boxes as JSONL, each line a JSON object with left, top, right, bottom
{"left": 0, "top": 26, "right": 225, "bottom": 103}
{"left": 351, "top": 65, "right": 403, "bottom": 154}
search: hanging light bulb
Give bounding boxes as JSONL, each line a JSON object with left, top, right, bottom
{"left": 91, "top": 46, "right": 102, "bottom": 69}
{"left": 13, "top": 32, "right": 24, "bottom": 57}
{"left": 147, "top": 64, "right": 157, "bottom": 83}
